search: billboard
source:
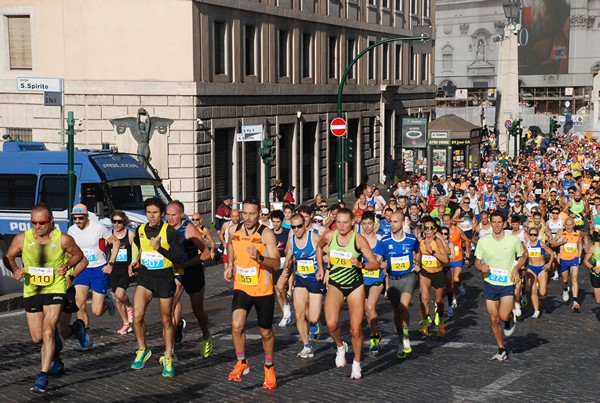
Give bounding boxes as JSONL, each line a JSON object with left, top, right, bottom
{"left": 401, "top": 118, "right": 427, "bottom": 148}
{"left": 518, "top": 0, "right": 570, "bottom": 75}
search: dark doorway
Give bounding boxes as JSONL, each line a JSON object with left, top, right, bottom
{"left": 301, "top": 122, "right": 316, "bottom": 200}
{"left": 214, "top": 128, "right": 233, "bottom": 202}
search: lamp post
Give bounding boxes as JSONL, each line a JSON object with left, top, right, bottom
{"left": 495, "top": 0, "right": 521, "bottom": 157}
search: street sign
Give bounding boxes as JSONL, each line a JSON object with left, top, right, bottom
{"left": 504, "top": 120, "right": 512, "bottom": 129}
{"left": 236, "top": 124, "right": 263, "bottom": 142}
{"left": 17, "top": 77, "right": 62, "bottom": 93}
{"left": 44, "top": 92, "right": 63, "bottom": 107}
{"left": 330, "top": 117, "right": 347, "bottom": 137}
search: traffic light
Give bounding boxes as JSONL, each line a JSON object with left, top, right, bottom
{"left": 549, "top": 117, "right": 561, "bottom": 135}
{"left": 259, "top": 138, "right": 275, "bottom": 164}
{"left": 344, "top": 138, "right": 353, "bottom": 163}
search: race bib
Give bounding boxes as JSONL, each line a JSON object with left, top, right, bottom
{"left": 390, "top": 255, "right": 410, "bottom": 272}
{"left": 28, "top": 266, "right": 54, "bottom": 286}
{"left": 563, "top": 243, "right": 577, "bottom": 253}
{"left": 116, "top": 248, "right": 128, "bottom": 262}
{"left": 362, "top": 269, "right": 380, "bottom": 278}
{"left": 488, "top": 267, "right": 509, "bottom": 284}
{"left": 527, "top": 247, "right": 541, "bottom": 258}
{"left": 458, "top": 221, "right": 472, "bottom": 230}
{"left": 421, "top": 255, "right": 438, "bottom": 268}
{"left": 330, "top": 249, "right": 353, "bottom": 268}
{"left": 574, "top": 217, "right": 584, "bottom": 226}
{"left": 297, "top": 259, "right": 316, "bottom": 275}
{"left": 82, "top": 248, "right": 98, "bottom": 263}
{"left": 594, "top": 224, "right": 600, "bottom": 232}
{"left": 534, "top": 188, "right": 542, "bottom": 195}
{"left": 236, "top": 266, "right": 258, "bottom": 286}
{"left": 141, "top": 251, "right": 165, "bottom": 270}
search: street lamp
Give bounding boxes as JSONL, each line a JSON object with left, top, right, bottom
{"left": 503, "top": 1, "right": 520, "bottom": 27}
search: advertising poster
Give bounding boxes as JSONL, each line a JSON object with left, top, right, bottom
{"left": 401, "top": 118, "right": 428, "bottom": 148}
{"left": 432, "top": 149, "right": 446, "bottom": 174}
{"left": 518, "top": 0, "right": 570, "bottom": 75}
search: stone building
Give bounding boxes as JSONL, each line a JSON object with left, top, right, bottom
{"left": 0, "top": 0, "right": 436, "bottom": 215}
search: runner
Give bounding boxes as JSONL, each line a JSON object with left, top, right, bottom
{"left": 475, "top": 211, "right": 527, "bottom": 361}
{"left": 5, "top": 203, "right": 85, "bottom": 393}
{"left": 191, "top": 213, "right": 217, "bottom": 261}
{"left": 359, "top": 211, "right": 385, "bottom": 354}
{"left": 271, "top": 210, "right": 292, "bottom": 328}
{"left": 372, "top": 210, "right": 421, "bottom": 360}
{"left": 284, "top": 213, "right": 324, "bottom": 358}
{"left": 550, "top": 217, "right": 587, "bottom": 311}
{"left": 524, "top": 227, "right": 554, "bottom": 318}
{"left": 418, "top": 216, "right": 450, "bottom": 337}
{"left": 582, "top": 231, "right": 600, "bottom": 304}
{"left": 316, "top": 208, "right": 379, "bottom": 380}
{"left": 109, "top": 211, "right": 136, "bottom": 335}
{"left": 442, "top": 214, "right": 471, "bottom": 305}
{"left": 128, "top": 197, "right": 184, "bottom": 377}
{"left": 165, "top": 201, "right": 212, "bottom": 357}
{"left": 224, "top": 198, "right": 280, "bottom": 389}
{"left": 218, "top": 209, "right": 240, "bottom": 267}
{"left": 68, "top": 204, "right": 119, "bottom": 341}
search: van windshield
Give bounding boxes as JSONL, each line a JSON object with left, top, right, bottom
{"left": 106, "top": 182, "right": 170, "bottom": 211}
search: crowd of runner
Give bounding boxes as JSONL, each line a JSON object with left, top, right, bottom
{"left": 5, "top": 133, "right": 600, "bottom": 393}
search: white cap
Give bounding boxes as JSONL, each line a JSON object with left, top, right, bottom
{"left": 260, "top": 208, "right": 269, "bottom": 215}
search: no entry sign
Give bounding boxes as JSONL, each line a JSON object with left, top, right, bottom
{"left": 330, "top": 117, "right": 347, "bottom": 137}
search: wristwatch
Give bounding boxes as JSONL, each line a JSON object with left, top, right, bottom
{"left": 68, "top": 275, "right": 75, "bottom": 282}
{"left": 257, "top": 254, "right": 264, "bottom": 263}
{"left": 108, "top": 262, "right": 114, "bottom": 267}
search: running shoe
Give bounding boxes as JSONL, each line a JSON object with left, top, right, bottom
{"left": 491, "top": 351, "right": 508, "bottom": 361}
{"left": 369, "top": 332, "right": 382, "bottom": 354}
{"left": 531, "top": 311, "right": 540, "bottom": 319}
{"left": 402, "top": 336, "right": 412, "bottom": 354}
{"left": 447, "top": 305, "right": 454, "bottom": 318}
{"left": 175, "top": 319, "right": 186, "bottom": 344}
{"left": 520, "top": 294, "right": 528, "bottom": 307}
{"left": 458, "top": 284, "right": 466, "bottom": 296}
{"left": 437, "top": 322, "right": 446, "bottom": 338}
{"left": 552, "top": 271, "right": 559, "bottom": 281}
{"left": 228, "top": 360, "right": 250, "bottom": 381}
{"left": 396, "top": 344, "right": 407, "bottom": 359}
{"left": 335, "top": 341, "right": 348, "bottom": 368}
{"left": 71, "top": 319, "right": 88, "bottom": 349}
{"left": 278, "top": 309, "right": 292, "bottom": 328}
{"left": 200, "top": 334, "right": 213, "bottom": 358}
{"left": 419, "top": 318, "right": 431, "bottom": 336}
{"left": 286, "top": 290, "right": 293, "bottom": 300}
{"left": 513, "top": 303, "right": 522, "bottom": 318}
{"left": 130, "top": 349, "right": 152, "bottom": 370}
{"left": 503, "top": 315, "right": 516, "bottom": 337}
{"left": 421, "top": 316, "right": 433, "bottom": 326}
{"left": 105, "top": 292, "right": 116, "bottom": 316}
{"left": 572, "top": 301, "right": 581, "bottom": 312}
{"left": 309, "top": 322, "right": 320, "bottom": 341}
{"left": 350, "top": 361, "right": 362, "bottom": 380}
{"left": 562, "top": 287, "right": 570, "bottom": 302}
{"left": 263, "top": 364, "right": 277, "bottom": 390}
{"left": 117, "top": 323, "right": 132, "bottom": 335}
{"left": 434, "top": 311, "right": 442, "bottom": 326}
{"left": 451, "top": 298, "right": 458, "bottom": 309}
{"left": 297, "top": 346, "right": 315, "bottom": 358}
{"left": 160, "top": 355, "right": 174, "bottom": 378}
{"left": 30, "top": 374, "right": 48, "bottom": 393}
{"left": 127, "top": 306, "right": 134, "bottom": 323}
{"left": 48, "top": 359, "right": 65, "bottom": 376}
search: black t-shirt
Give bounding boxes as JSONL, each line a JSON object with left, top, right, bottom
{"left": 274, "top": 228, "right": 290, "bottom": 256}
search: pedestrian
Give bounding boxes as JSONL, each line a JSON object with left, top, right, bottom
{"left": 215, "top": 194, "right": 234, "bottom": 238}
{"left": 272, "top": 179, "right": 285, "bottom": 202}
{"left": 384, "top": 155, "right": 396, "bottom": 192}
{"left": 283, "top": 185, "right": 296, "bottom": 204}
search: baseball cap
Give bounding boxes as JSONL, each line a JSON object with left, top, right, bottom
{"left": 313, "top": 215, "right": 324, "bottom": 221}
{"left": 223, "top": 194, "right": 233, "bottom": 200}
{"left": 260, "top": 208, "right": 269, "bottom": 215}
{"left": 71, "top": 204, "right": 89, "bottom": 215}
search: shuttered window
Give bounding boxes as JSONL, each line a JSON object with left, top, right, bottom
{"left": 8, "top": 15, "right": 32, "bottom": 70}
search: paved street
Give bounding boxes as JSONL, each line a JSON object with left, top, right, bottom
{"left": 0, "top": 262, "right": 598, "bottom": 402}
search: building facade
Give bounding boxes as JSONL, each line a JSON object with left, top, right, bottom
{"left": 0, "top": 0, "right": 436, "bottom": 215}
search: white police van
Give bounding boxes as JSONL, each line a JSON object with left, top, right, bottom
{"left": 0, "top": 141, "right": 170, "bottom": 293}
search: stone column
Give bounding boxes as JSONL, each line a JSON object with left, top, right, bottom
{"left": 495, "top": 27, "right": 519, "bottom": 155}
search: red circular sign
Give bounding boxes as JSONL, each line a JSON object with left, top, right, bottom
{"left": 330, "top": 117, "right": 347, "bottom": 137}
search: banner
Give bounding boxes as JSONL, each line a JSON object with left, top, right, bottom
{"left": 402, "top": 118, "right": 428, "bottom": 148}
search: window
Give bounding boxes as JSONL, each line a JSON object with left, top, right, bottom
{"left": 382, "top": 0, "right": 389, "bottom": 8}
{"left": 368, "top": 40, "right": 376, "bottom": 80}
{"left": 244, "top": 25, "right": 257, "bottom": 76}
{"left": 302, "top": 33, "right": 312, "bottom": 79}
{"left": 442, "top": 53, "right": 452, "bottom": 70}
{"left": 382, "top": 42, "right": 389, "bottom": 80}
{"left": 213, "top": 21, "right": 227, "bottom": 75}
{"left": 395, "top": 0, "right": 402, "bottom": 11}
{"left": 346, "top": 38, "right": 356, "bottom": 80}
{"left": 278, "top": 29, "right": 290, "bottom": 77}
{"left": 328, "top": 36, "right": 338, "bottom": 79}
{"left": 7, "top": 16, "right": 32, "bottom": 70}
{"left": 39, "top": 175, "right": 70, "bottom": 210}
{"left": 395, "top": 43, "right": 402, "bottom": 80}
{"left": 421, "top": 53, "right": 428, "bottom": 83}
{"left": 423, "top": 0, "right": 430, "bottom": 17}
{"left": 5, "top": 127, "right": 32, "bottom": 142}
{"left": 0, "top": 174, "right": 37, "bottom": 210}
{"left": 411, "top": 0, "right": 417, "bottom": 14}
{"left": 410, "top": 48, "right": 417, "bottom": 81}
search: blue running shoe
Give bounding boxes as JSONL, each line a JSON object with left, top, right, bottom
{"left": 309, "top": 322, "right": 320, "bottom": 341}
{"left": 30, "top": 374, "right": 48, "bottom": 393}
{"left": 71, "top": 319, "right": 86, "bottom": 348}
{"left": 48, "top": 359, "right": 65, "bottom": 376}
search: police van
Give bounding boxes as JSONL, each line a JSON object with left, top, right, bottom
{"left": 0, "top": 141, "right": 171, "bottom": 293}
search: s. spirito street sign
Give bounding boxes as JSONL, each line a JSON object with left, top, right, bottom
{"left": 17, "top": 77, "right": 62, "bottom": 93}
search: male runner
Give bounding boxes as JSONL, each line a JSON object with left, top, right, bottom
{"left": 551, "top": 217, "right": 586, "bottom": 311}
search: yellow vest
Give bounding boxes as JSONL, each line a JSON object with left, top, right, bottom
{"left": 139, "top": 222, "right": 173, "bottom": 270}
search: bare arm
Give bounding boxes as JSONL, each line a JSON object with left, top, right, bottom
{"left": 354, "top": 233, "right": 378, "bottom": 270}
{"left": 5, "top": 233, "right": 25, "bottom": 280}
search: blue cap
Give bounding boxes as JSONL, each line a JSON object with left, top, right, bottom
{"left": 223, "top": 195, "right": 233, "bottom": 200}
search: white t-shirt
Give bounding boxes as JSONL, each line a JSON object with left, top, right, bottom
{"left": 68, "top": 220, "right": 112, "bottom": 268}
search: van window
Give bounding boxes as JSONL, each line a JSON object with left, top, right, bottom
{"left": 0, "top": 174, "right": 37, "bottom": 210}
{"left": 39, "top": 175, "right": 71, "bottom": 210}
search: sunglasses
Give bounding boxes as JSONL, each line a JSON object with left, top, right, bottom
{"left": 290, "top": 224, "right": 304, "bottom": 229}
{"left": 191, "top": 218, "right": 200, "bottom": 222}
{"left": 73, "top": 216, "right": 86, "bottom": 221}
{"left": 423, "top": 225, "right": 436, "bottom": 230}
{"left": 552, "top": 211, "right": 560, "bottom": 214}
{"left": 112, "top": 219, "right": 124, "bottom": 224}
{"left": 30, "top": 220, "right": 49, "bottom": 226}
{"left": 529, "top": 233, "right": 538, "bottom": 236}
{"left": 261, "top": 213, "right": 269, "bottom": 216}
{"left": 441, "top": 232, "right": 449, "bottom": 236}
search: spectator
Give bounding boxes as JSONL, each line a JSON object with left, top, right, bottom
{"left": 283, "top": 185, "right": 296, "bottom": 204}
{"left": 384, "top": 155, "right": 396, "bottom": 191}
{"left": 215, "top": 194, "right": 233, "bottom": 234}
{"left": 272, "top": 179, "right": 285, "bottom": 202}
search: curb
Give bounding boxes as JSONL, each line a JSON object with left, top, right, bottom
{"left": 0, "top": 293, "right": 23, "bottom": 313}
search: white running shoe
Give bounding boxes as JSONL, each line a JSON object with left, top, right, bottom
{"left": 531, "top": 311, "right": 540, "bottom": 319}
{"left": 335, "top": 342, "right": 348, "bottom": 368}
{"left": 491, "top": 351, "right": 508, "bottom": 361}
{"left": 562, "top": 287, "right": 570, "bottom": 302}
{"left": 297, "top": 346, "right": 315, "bottom": 359}
{"left": 503, "top": 316, "right": 516, "bottom": 337}
{"left": 513, "top": 303, "right": 522, "bottom": 318}
{"left": 552, "top": 271, "right": 559, "bottom": 281}
{"left": 451, "top": 299, "right": 458, "bottom": 309}
{"left": 350, "top": 360, "right": 362, "bottom": 380}
{"left": 402, "top": 336, "right": 412, "bottom": 354}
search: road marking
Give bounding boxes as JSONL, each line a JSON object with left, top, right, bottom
{"left": 452, "top": 370, "right": 529, "bottom": 401}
